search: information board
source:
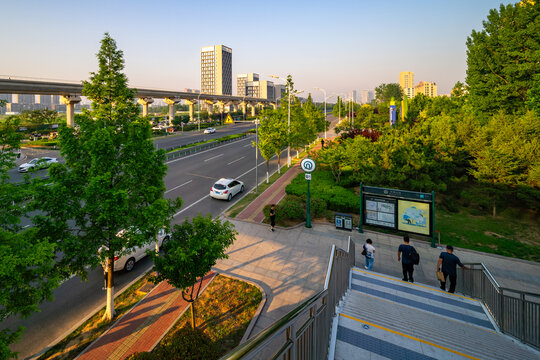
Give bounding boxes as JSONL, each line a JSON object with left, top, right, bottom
{"left": 397, "top": 200, "right": 430, "bottom": 236}
{"left": 364, "top": 196, "right": 396, "bottom": 229}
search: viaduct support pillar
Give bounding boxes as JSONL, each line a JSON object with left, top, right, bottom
{"left": 185, "top": 100, "right": 196, "bottom": 122}
{"left": 137, "top": 97, "right": 154, "bottom": 117}
{"left": 164, "top": 97, "right": 180, "bottom": 127}
{"left": 60, "top": 95, "right": 81, "bottom": 127}
{"left": 250, "top": 103, "right": 256, "bottom": 117}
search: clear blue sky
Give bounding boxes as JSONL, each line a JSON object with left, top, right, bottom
{"left": 1, "top": 0, "right": 513, "bottom": 101}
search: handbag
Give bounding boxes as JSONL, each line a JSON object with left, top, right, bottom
{"left": 436, "top": 271, "right": 445, "bottom": 282}
{"left": 361, "top": 248, "right": 367, "bottom": 256}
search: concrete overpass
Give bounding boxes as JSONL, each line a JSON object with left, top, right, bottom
{"left": 0, "top": 78, "right": 275, "bottom": 126}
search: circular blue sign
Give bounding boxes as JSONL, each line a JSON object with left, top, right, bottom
{"left": 301, "top": 158, "right": 316, "bottom": 173}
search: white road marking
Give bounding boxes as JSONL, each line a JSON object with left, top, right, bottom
{"left": 165, "top": 137, "right": 251, "bottom": 165}
{"left": 243, "top": 143, "right": 252, "bottom": 147}
{"left": 165, "top": 180, "right": 192, "bottom": 194}
{"left": 204, "top": 154, "right": 224, "bottom": 162}
{"left": 174, "top": 195, "right": 211, "bottom": 217}
{"left": 227, "top": 156, "right": 245, "bottom": 165}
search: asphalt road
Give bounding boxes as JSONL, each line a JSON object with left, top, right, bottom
{"left": 2, "top": 132, "right": 286, "bottom": 359}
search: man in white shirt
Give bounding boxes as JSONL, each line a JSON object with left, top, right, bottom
{"left": 364, "top": 239, "right": 375, "bottom": 270}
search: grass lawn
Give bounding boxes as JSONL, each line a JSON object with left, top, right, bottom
{"left": 436, "top": 208, "right": 540, "bottom": 262}
{"left": 129, "top": 275, "right": 262, "bottom": 360}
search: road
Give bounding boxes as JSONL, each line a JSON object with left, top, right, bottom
{"left": 2, "top": 128, "right": 287, "bottom": 359}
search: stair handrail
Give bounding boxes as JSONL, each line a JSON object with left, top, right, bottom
{"left": 459, "top": 262, "right": 540, "bottom": 350}
{"left": 220, "top": 236, "right": 355, "bottom": 360}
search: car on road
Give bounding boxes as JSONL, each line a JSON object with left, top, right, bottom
{"left": 204, "top": 127, "right": 216, "bottom": 134}
{"left": 18, "top": 157, "right": 58, "bottom": 172}
{"left": 210, "top": 178, "right": 245, "bottom": 201}
{"left": 103, "top": 228, "right": 171, "bottom": 272}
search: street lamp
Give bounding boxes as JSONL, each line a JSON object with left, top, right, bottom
{"left": 270, "top": 75, "right": 303, "bottom": 167}
{"left": 314, "top": 87, "right": 335, "bottom": 140}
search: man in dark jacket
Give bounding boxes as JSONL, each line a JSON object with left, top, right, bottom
{"left": 397, "top": 235, "right": 415, "bottom": 282}
{"left": 437, "top": 245, "right": 469, "bottom": 293}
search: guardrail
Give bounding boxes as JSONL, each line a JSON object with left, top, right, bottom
{"left": 457, "top": 263, "right": 540, "bottom": 350}
{"left": 220, "top": 236, "right": 355, "bottom": 360}
{"left": 165, "top": 134, "right": 247, "bottom": 161}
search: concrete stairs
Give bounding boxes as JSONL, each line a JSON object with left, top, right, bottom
{"left": 330, "top": 268, "right": 540, "bottom": 360}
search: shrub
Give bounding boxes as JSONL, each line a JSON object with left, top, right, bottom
{"left": 279, "top": 198, "right": 305, "bottom": 220}
{"left": 310, "top": 197, "right": 327, "bottom": 218}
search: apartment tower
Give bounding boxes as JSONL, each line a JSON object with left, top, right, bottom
{"left": 399, "top": 71, "right": 415, "bottom": 98}
{"left": 237, "top": 73, "right": 259, "bottom": 96}
{"left": 201, "top": 45, "right": 232, "bottom": 95}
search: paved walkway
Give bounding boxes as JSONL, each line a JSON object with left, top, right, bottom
{"left": 75, "top": 273, "right": 215, "bottom": 360}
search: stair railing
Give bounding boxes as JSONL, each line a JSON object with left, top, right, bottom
{"left": 458, "top": 263, "right": 540, "bottom": 350}
{"left": 220, "top": 236, "right": 355, "bottom": 360}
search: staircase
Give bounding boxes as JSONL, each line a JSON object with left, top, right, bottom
{"left": 331, "top": 268, "right": 540, "bottom": 360}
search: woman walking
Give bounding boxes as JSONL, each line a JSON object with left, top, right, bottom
{"left": 363, "top": 239, "right": 375, "bottom": 270}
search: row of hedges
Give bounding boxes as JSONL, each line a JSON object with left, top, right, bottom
{"left": 285, "top": 171, "right": 358, "bottom": 213}
{"left": 263, "top": 194, "right": 330, "bottom": 223}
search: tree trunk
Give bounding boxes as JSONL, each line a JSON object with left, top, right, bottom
{"left": 493, "top": 203, "right": 497, "bottom": 217}
{"left": 154, "top": 233, "right": 159, "bottom": 277}
{"left": 266, "top": 161, "right": 269, "bottom": 183}
{"left": 102, "top": 257, "right": 116, "bottom": 321}
{"left": 277, "top": 154, "right": 281, "bottom": 174}
{"left": 190, "top": 302, "right": 195, "bottom": 329}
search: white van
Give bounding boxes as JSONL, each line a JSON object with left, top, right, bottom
{"left": 103, "top": 228, "right": 170, "bottom": 272}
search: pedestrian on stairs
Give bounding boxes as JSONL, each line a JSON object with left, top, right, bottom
{"left": 363, "top": 239, "right": 375, "bottom": 270}
{"left": 397, "top": 235, "right": 415, "bottom": 283}
{"left": 437, "top": 245, "right": 469, "bottom": 293}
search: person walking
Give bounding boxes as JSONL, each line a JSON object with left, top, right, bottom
{"left": 437, "top": 245, "right": 469, "bottom": 293}
{"left": 269, "top": 204, "right": 276, "bottom": 232}
{"left": 363, "top": 239, "right": 375, "bottom": 270}
{"left": 397, "top": 235, "right": 415, "bottom": 282}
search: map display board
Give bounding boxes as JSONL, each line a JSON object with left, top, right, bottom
{"left": 397, "top": 200, "right": 430, "bottom": 236}
{"left": 364, "top": 196, "right": 396, "bottom": 229}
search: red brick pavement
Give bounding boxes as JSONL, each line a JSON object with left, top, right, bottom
{"left": 76, "top": 272, "right": 216, "bottom": 360}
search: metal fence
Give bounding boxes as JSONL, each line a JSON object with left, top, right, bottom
{"left": 165, "top": 134, "right": 247, "bottom": 161}
{"left": 457, "top": 263, "right": 540, "bottom": 350}
{"left": 220, "top": 236, "right": 356, "bottom": 360}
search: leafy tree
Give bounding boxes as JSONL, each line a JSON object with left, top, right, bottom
{"left": 150, "top": 215, "right": 236, "bottom": 329}
{"left": 316, "top": 141, "right": 348, "bottom": 183}
{"left": 303, "top": 93, "right": 326, "bottom": 134}
{"left": 332, "top": 96, "right": 346, "bottom": 119}
{"left": 466, "top": 1, "right": 540, "bottom": 115}
{"left": 0, "top": 117, "right": 60, "bottom": 359}
{"left": 19, "top": 109, "right": 58, "bottom": 125}
{"left": 34, "top": 33, "right": 180, "bottom": 322}
{"left": 375, "top": 83, "right": 403, "bottom": 104}
{"left": 527, "top": 74, "right": 540, "bottom": 117}
{"left": 260, "top": 109, "right": 287, "bottom": 173}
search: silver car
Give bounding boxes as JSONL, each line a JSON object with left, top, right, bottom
{"left": 18, "top": 157, "right": 57, "bottom": 172}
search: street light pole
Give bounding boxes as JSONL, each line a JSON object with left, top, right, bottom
{"left": 315, "top": 87, "right": 328, "bottom": 139}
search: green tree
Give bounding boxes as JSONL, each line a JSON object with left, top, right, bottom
{"left": 303, "top": 93, "right": 326, "bottom": 134}
{"left": 35, "top": 33, "right": 180, "bottom": 322}
{"left": 0, "top": 117, "right": 60, "bottom": 359}
{"left": 150, "top": 215, "right": 236, "bottom": 329}
{"left": 527, "top": 74, "right": 540, "bottom": 117}
{"left": 466, "top": 1, "right": 540, "bottom": 115}
{"left": 258, "top": 109, "right": 287, "bottom": 173}
{"left": 317, "top": 141, "right": 348, "bottom": 183}
{"left": 375, "top": 83, "right": 403, "bottom": 104}
{"left": 19, "top": 109, "right": 58, "bottom": 125}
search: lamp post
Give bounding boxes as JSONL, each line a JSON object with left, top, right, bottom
{"left": 270, "top": 75, "right": 303, "bottom": 167}
{"left": 314, "top": 87, "right": 335, "bottom": 140}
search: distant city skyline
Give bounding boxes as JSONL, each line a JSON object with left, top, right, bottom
{"left": 0, "top": 0, "right": 514, "bottom": 101}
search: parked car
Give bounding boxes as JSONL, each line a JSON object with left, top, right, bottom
{"left": 204, "top": 127, "right": 216, "bottom": 134}
{"left": 102, "top": 228, "right": 171, "bottom": 272}
{"left": 210, "top": 178, "right": 244, "bottom": 201}
{"left": 18, "top": 157, "right": 57, "bottom": 172}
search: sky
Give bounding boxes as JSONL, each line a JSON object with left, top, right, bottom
{"left": 1, "top": 0, "right": 514, "bottom": 101}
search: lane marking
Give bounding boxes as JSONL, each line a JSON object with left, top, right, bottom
{"left": 186, "top": 172, "right": 217, "bottom": 180}
{"left": 174, "top": 195, "right": 210, "bottom": 217}
{"left": 165, "top": 137, "right": 251, "bottom": 165}
{"left": 204, "top": 154, "right": 223, "bottom": 162}
{"left": 164, "top": 180, "right": 192, "bottom": 194}
{"left": 243, "top": 143, "right": 252, "bottom": 147}
{"left": 340, "top": 313, "right": 481, "bottom": 360}
{"left": 227, "top": 156, "right": 245, "bottom": 165}
{"left": 352, "top": 268, "right": 476, "bottom": 301}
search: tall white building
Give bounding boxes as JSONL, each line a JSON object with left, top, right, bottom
{"left": 349, "top": 90, "right": 357, "bottom": 102}
{"left": 360, "top": 90, "right": 374, "bottom": 104}
{"left": 246, "top": 80, "right": 275, "bottom": 100}
{"left": 201, "top": 45, "right": 232, "bottom": 95}
{"left": 237, "top": 73, "right": 259, "bottom": 96}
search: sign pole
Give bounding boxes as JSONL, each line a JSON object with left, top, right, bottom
{"left": 306, "top": 178, "right": 311, "bottom": 228}
{"left": 431, "top": 190, "right": 436, "bottom": 248}
{"left": 359, "top": 182, "right": 363, "bottom": 233}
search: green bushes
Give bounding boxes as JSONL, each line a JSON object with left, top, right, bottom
{"left": 286, "top": 171, "right": 357, "bottom": 213}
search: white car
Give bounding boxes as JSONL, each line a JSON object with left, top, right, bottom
{"left": 204, "top": 127, "right": 216, "bottom": 134}
{"left": 104, "top": 228, "right": 170, "bottom": 272}
{"left": 210, "top": 178, "right": 245, "bottom": 201}
{"left": 18, "top": 157, "right": 58, "bottom": 172}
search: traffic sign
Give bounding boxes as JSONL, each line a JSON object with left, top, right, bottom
{"left": 305, "top": 173, "right": 312, "bottom": 180}
{"left": 300, "top": 158, "right": 316, "bottom": 173}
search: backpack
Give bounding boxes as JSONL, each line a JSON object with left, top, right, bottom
{"left": 410, "top": 247, "right": 420, "bottom": 265}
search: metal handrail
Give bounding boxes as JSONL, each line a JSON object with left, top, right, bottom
{"left": 220, "top": 236, "right": 355, "bottom": 359}
{"left": 458, "top": 262, "right": 540, "bottom": 350}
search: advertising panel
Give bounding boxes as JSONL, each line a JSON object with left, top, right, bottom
{"left": 365, "top": 196, "right": 396, "bottom": 229}
{"left": 397, "top": 200, "right": 430, "bottom": 236}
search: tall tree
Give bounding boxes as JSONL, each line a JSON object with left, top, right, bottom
{"left": 0, "top": 117, "right": 60, "bottom": 359}
{"left": 375, "top": 83, "right": 403, "bottom": 104}
{"left": 466, "top": 1, "right": 540, "bottom": 115}
{"left": 258, "top": 109, "right": 287, "bottom": 173}
{"left": 35, "top": 33, "right": 180, "bottom": 321}
{"left": 150, "top": 215, "right": 236, "bottom": 329}
{"left": 19, "top": 109, "right": 58, "bottom": 125}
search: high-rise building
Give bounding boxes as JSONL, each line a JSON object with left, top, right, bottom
{"left": 399, "top": 71, "right": 415, "bottom": 98}
{"left": 237, "top": 73, "right": 259, "bottom": 96}
{"left": 274, "top": 84, "right": 285, "bottom": 100}
{"left": 360, "top": 90, "right": 374, "bottom": 104}
{"left": 414, "top": 81, "right": 438, "bottom": 97}
{"left": 246, "top": 80, "right": 275, "bottom": 100}
{"left": 201, "top": 45, "right": 232, "bottom": 95}
{"left": 349, "top": 90, "right": 357, "bottom": 102}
